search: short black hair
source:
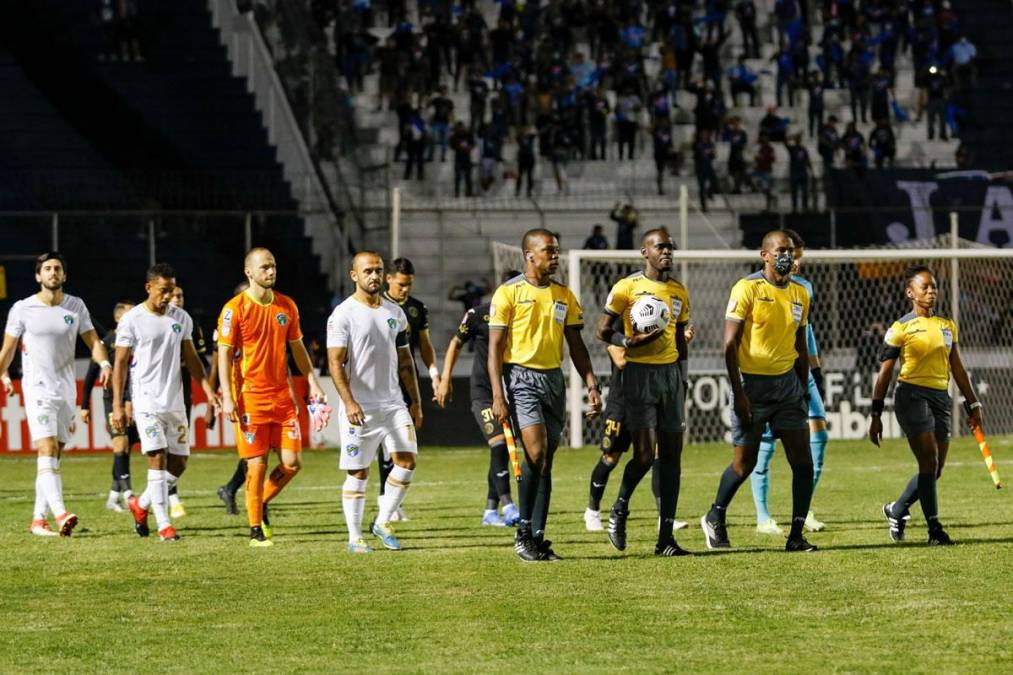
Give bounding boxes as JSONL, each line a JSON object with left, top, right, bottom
{"left": 146, "top": 263, "right": 176, "bottom": 282}
{"left": 905, "top": 265, "right": 933, "bottom": 286}
{"left": 783, "top": 228, "right": 806, "bottom": 250}
{"left": 641, "top": 227, "right": 672, "bottom": 246}
{"left": 35, "top": 251, "right": 66, "bottom": 275}
{"left": 522, "top": 228, "right": 557, "bottom": 251}
{"left": 390, "top": 257, "right": 415, "bottom": 276}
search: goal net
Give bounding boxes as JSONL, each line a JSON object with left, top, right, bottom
{"left": 492, "top": 238, "right": 1013, "bottom": 447}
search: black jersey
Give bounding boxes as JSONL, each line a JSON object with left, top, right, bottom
{"left": 383, "top": 292, "right": 430, "bottom": 357}
{"left": 454, "top": 301, "right": 492, "bottom": 402}
{"left": 82, "top": 330, "right": 128, "bottom": 406}
{"left": 180, "top": 323, "right": 209, "bottom": 408}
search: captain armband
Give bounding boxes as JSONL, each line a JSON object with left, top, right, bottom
{"left": 878, "top": 345, "right": 901, "bottom": 362}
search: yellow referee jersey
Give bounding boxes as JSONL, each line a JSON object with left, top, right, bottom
{"left": 489, "top": 275, "right": 583, "bottom": 370}
{"left": 604, "top": 272, "right": 690, "bottom": 365}
{"left": 725, "top": 271, "right": 809, "bottom": 376}
{"left": 884, "top": 312, "right": 957, "bottom": 391}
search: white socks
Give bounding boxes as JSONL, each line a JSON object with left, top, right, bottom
{"left": 34, "top": 474, "right": 48, "bottom": 520}
{"left": 36, "top": 456, "right": 67, "bottom": 517}
{"left": 342, "top": 476, "right": 368, "bottom": 542}
{"left": 167, "top": 473, "right": 181, "bottom": 507}
{"left": 376, "top": 466, "right": 414, "bottom": 525}
{"left": 146, "top": 469, "right": 170, "bottom": 530}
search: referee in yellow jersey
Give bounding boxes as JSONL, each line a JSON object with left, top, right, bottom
{"left": 489, "top": 229, "right": 603, "bottom": 562}
{"left": 595, "top": 228, "right": 692, "bottom": 556}
{"left": 701, "top": 230, "right": 818, "bottom": 552}
{"left": 869, "top": 266, "right": 981, "bottom": 545}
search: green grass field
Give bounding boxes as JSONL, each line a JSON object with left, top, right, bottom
{"left": 1, "top": 436, "right": 1012, "bottom": 673}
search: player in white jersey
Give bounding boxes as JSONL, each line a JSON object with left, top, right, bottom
{"left": 327, "top": 251, "right": 423, "bottom": 554}
{"left": 111, "top": 263, "right": 218, "bottom": 541}
{"left": 0, "top": 252, "right": 112, "bottom": 537}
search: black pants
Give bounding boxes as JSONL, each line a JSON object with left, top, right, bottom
{"left": 808, "top": 108, "right": 823, "bottom": 138}
{"left": 696, "top": 162, "right": 719, "bottom": 210}
{"left": 404, "top": 141, "right": 425, "bottom": 180}
{"left": 850, "top": 87, "right": 869, "bottom": 124}
{"left": 454, "top": 163, "right": 473, "bottom": 196}
{"left": 617, "top": 121, "right": 637, "bottom": 159}
{"left": 790, "top": 174, "right": 809, "bottom": 211}
{"left": 927, "top": 100, "right": 948, "bottom": 140}
{"left": 731, "top": 81, "right": 756, "bottom": 106}
{"left": 738, "top": 20, "right": 759, "bottom": 58}
{"left": 516, "top": 160, "right": 534, "bottom": 196}
{"left": 590, "top": 129, "right": 607, "bottom": 159}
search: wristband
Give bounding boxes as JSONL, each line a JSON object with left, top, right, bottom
{"left": 968, "top": 401, "right": 982, "bottom": 410}
{"left": 100, "top": 360, "right": 112, "bottom": 370}
{"left": 428, "top": 365, "right": 440, "bottom": 380}
{"left": 871, "top": 399, "right": 884, "bottom": 416}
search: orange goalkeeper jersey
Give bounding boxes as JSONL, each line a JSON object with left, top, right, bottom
{"left": 217, "top": 289, "right": 302, "bottom": 423}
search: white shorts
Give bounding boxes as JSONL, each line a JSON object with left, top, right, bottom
{"left": 25, "top": 397, "right": 75, "bottom": 445}
{"left": 338, "top": 405, "right": 417, "bottom": 471}
{"left": 135, "top": 411, "right": 190, "bottom": 456}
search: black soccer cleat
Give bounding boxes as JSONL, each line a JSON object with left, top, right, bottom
{"left": 883, "top": 502, "right": 910, "bottom": 542}
{"left": 655, "top": 539, "right": 692, "bottom": 557}
{"left": 607, "top": 508, "right": 628, "bottom": 551}
{"left": 700, "top": 514, "right": 730, "bottom": 549}
{"left": 785, "top": 536, "right": 818, "bottom": 552}
{"left": 249, "top": 526, "right": 273, "bottom": 548}
{"left": 217, "top": 486, "right": 238, "bottom": 515}
{"left": 537, "top": 538, "right": 563, "bottom": 561}
{"left": 514, "top": 528, "right": 540, "bottom": 562}
{"left": 927, "top": 526, "right": 955, "bottom": 546}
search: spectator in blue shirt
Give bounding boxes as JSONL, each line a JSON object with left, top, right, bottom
{"left": 949, "top": 35, "right": 977, "bottom": 89}
{"left": 728, "top": 55, "right": 758, "bottom": 106}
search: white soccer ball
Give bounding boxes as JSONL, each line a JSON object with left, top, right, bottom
{"left": 630, "top": 296, "right": 670, "bottom": 334}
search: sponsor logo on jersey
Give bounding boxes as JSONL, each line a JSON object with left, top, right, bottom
{"left": 243, "top": 431, "right": 256, "bottom": 444}
{"left": 37, "top": 414, "right": 49, "bottom": 426}
{"left": 387, "top": 318, "right": 398, "bottom": 330}
{"left": 287, "top": 424, "right": 301, "bottom": 440}
{"left": 484, "top": 422, "right": 494, "bottom": 435}
{"left": 408, "top": 306, "right": 419, "bottom": 317}
{"left": 171, "top": 323, "right": 182, "bottom": 333}
{"left": 346, "top": 444, "right": 359, "bottom": 457}
{"left": 63, "top": 315, "right": 74, "bottom": 325}
{"left": 144, "top": 425, "right": 159, "bottom": 439}
{"left": 276, "top": 313, "right": 288, "bottom": 326}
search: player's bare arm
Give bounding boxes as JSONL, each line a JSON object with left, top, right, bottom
{"left": 417, "top": 327, "right": 441, "bottom": 393}
{"left": 398, "top": 344, "right": 423, "bottom": 428}
{"left": 183, "top": 339, "right": 220, "bottom": 413}
{"left": 794, "top": 326, "right": 810, "bottom": 392}
{"left": 110, "top": 345, "right": 132, "bottom": 432}
{"left": 868, "top": 355, "right": 897, "bottom": 446}
{"left": 564, "top": 325, "right": 602, "bottom": 418}
{"left": 436, "top": 335, "right": 464, "bottom": 408}
{"left": 81, "top": 329, "right": 113, "bottom": 388}
{"left": 327, "top": 344, "right": 363, "bottom": 425}
{"left": 488, "top": 326, "right": 509, "bottom": 424}
{"left": 949, "top": 344, "right": 982, "bottom": 429}
{"left": 218, "top": 344, "right": 238, "bottom": 423}
{"left": 606, "top": 344, "right": 627, "bottom": 370}
{"left": 724, "top": 318, "right": 750, "bottom": 426}
{"left": 204, "top": 355, "right": 220, "bottom": 425}
{"left": 0, "top": 334, "right": 20, "bottom": 395}
{"left": 289, "top": 338, "right": 326, "bottom": 401}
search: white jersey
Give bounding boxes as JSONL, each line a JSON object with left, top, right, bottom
{"left": 326, "top": 296, "right": 408, "bottom": 409}
{"left": 4, "top": 293, "right": 95, "bottom": 402}
{"left": 115, "top": 304, "right": 193, "bottom": 414}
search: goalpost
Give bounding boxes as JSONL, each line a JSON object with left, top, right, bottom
{"left": 493, "top": 237, "right": 1013, "bottom": 448}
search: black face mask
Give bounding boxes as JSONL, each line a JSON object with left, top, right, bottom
{"left": 774, "top": 251, "right": 794, "bottom": 276}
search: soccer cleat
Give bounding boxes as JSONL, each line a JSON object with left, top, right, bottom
{"left": 370, "top": 521, "right": 402, "bottom": 550}
{"left": 482, "top": 509, "right": 507, "bottom": 527}
{"left": 785, "top": 536, "right": 818, "bottom": 552}
{"left": 55, "top": 512, "right": 78, "bottom": 538}
{"left": 29, "top": 519, "right": 59, "bottom": 537}
{"left": 217, "top": 486, "right": 238, "bottom": 515}
{"left": 607, "top": 508, "right": 628, "bottom": 551}
{"left": 105, "top": 498, "right": 125, "bottom": 513}
{"left": 514, "top": 528, "right": 540, "bottom": 562}
{"left": 700, "top": 514, "right": 730, "bottom": 550}
{"left": 883, "top": 502, "right": 911, "bottom": 542}
{"left": 655, "top": 539, "right": 692, "bottom": 557}
{"left": 756, "top": 518, "right": 784, "bottom": 536}
{"left": 928, "top": 526, "right": 955, "bottom": 546}
{"left": 804, "top": 510, "right": 825, "bottom": 532}
{"left": 673, "top": 520, "right": 688, "bottom": 531}
{"left": 170, "top": 501, "right": 187, "bottom": 519}
{"left": 249, "top": 526, "right": 273, "bottom": 547}
{"left": 537, "top": 538, "right": 562, "bottom": 561}
{"left": 584, "top": 508, "right": 604, "bottom": 532}
{"left": 127, "top": 496, "right": 150, "bottom": 537}
{"left": 347, "top": 537, "right": 373, "bottom": 554}
{"left": 158, "top": 525, "right": 181, "bottom": 542}
{"left": 501, "top": 503, "right": 520, "bottom": 527}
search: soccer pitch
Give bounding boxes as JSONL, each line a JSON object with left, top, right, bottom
{"left": 1, "top": 438, "right": 1011, "bottom": 673}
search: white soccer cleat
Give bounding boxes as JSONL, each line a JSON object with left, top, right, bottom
{"left": 672, "top": 520, "right": 688, "bottom": 531}
{"left": 584, "top": 508, "right": 604, "bottom": 531}
{"left": 105, "top": 499, "right": 125, "bottom": 513}
{"left": 390, "top": 508, "right": 409, "bottom": 522}
{"left": 804, "top": 510, "right": 826, "bottom": 532}
{"left": 170, "top": 502, "right": 187, "bottom": 519}
{"left": 756, "top": 518, "right": 784, "bottom": 535}
{"left": 30, "top": 519, "right": 59, "bottom": 537}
